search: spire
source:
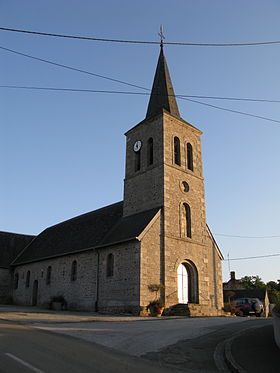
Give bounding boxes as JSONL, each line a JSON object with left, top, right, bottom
{"left": 146, "top": 43, "right": 180, "bottom": 119}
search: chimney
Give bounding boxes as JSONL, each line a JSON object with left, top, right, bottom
{"left": 230, "top": 271, "right": 236, "bottom": 281}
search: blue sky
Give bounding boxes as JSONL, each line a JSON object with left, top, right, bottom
{"left": 1, "top": 0, "right": 280, "bottom": 283}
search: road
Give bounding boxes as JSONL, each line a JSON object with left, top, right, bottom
{"left": 0, "top": 320, "right": 180, "bottom": 373}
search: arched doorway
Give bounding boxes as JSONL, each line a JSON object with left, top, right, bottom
{"left": 177, "top": 260, "right": 199, "bottom": 304}
{"left": 32, "top": 280, "right": 38, "bottom": 306}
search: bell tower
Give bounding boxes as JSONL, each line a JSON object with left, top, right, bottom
{"left": 123, "top": 44, "right": 223, "bottom": 311}
{"left": 123, "top": 44, "right": 206, "bottom": 245}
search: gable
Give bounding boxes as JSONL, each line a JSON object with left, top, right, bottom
{"left": 0, "top": 231, "right": 35, "bottom": 268}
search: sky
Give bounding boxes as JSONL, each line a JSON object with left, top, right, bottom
{"left": 1, "top": 0, "right": 280, "bottom": 283}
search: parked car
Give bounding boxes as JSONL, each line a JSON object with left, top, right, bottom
{"left": 231, "top": 298, "right": 264, "bottom": 317}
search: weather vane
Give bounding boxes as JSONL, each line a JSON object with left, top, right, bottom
{"left": 158, "top": 24, "right": 165, "bottom": 47}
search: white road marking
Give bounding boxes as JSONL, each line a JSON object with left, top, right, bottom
{"left": 5, "top": 353, "right": 45, "bottom": 373}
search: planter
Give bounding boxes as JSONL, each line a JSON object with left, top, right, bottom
{"left": 51, "top": 301, "right": 63, "bottom": 311}
{"left": 272, "top": 309, "right": 280, "bottom": 349}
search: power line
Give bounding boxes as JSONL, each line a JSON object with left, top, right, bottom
{"left": 0, "top": 46, "right": 148, "bottom": 92}
{"left": 2, "top": 85, "right": 280, "bottom": 125}
{"left": 1, "top": 26, "right": 280, "bottom": 47}
{"left": 229, "top": 253, "right": 280, "bottom": 261}
{"left": 1, "top": 84, "right": 280, "bottom": 103}
{"left": 215, "top": 233, "right": 280, "bottom": 238}
{"left": 2, "top": 45, "right": 280, "bottom": 125}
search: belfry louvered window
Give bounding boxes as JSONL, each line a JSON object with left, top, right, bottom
{"left": 187, "top": 143, "right": 194, "bottom": 171}
{"left": 174, "top": 137, "right": 181, "bottom": 166}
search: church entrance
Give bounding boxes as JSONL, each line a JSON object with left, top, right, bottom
{"left": 32, "top": 280, "right": 38, "bottom": 306}
{"left": 177, "top": 263, "right": 188, "bottom": 303}
{"left": 177, "top": 261, "right": 199, "bottom": 304}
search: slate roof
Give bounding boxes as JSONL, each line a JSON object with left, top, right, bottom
{"left": 12, "top": 202, "right": 161, "bottom": 266}
{"left": 146, "top": 45, "right": 180, "bottom": 119}
{"left": 223, "top": 288, "right": 267, "bottom": 302}
{"left": 0, "top": 231, "right": 35, "bottom": 268}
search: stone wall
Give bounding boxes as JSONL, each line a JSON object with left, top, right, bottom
{"left": 13, "top": 251, "right": 98, "bottom": 310}
{"left": 0, "top": 268, "right": 12, "bottom": 303}
{"left": 123, "top": 115, "right": 164, "bottom": 217}
{"left": 97, "top": 241, "right": 140, "bottom": 314}
{"left": 13, "top": 242, "right": 141, "bottom": 313}
{"left": 139, "top": 211, "right": 162, "bottom": 308}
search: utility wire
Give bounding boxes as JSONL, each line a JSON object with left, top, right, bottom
{"left": 215, "top": 233, "right": 280, "bottom": 238}
{"left": 1, "top": 26, "right": 280, "bottom": 47}
{"left": 1, "top": 84, "right": 280, "bottom": 103}
{"left": 0, "top": 46, "right": 148, "bottom": 92}
{"left": 2, "top": 45, "right": 280, "bottom": 124}
{"left": 229, "top": 253, "right": 280, "bottom": 261}
{"left": 2, "top": 85, "right": 280, "bottom": 125}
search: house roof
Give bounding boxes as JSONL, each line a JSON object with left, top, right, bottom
{"left": 12, "top": 202, "right": 161, "bottom": 266}
{"left": 0, "top": 231, "right": 35, "bottom": 268}
{"left": 223, "top": 288, "right": 268, "bottom": 302}
{"left": 146, "top": 45, "right": 180, "bottom": 119}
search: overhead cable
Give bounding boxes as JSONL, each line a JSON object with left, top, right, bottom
{"left": 229, "top": 253, "right": 280, "bottom": 261}
{"left": 1, "top": 26, "right": 280, "bottom": 47}
{"left": 2, "top": 85, "right": 280, "bottom": 125}
{"left": 2, "top": 45, "right": 280, "bottom": 124}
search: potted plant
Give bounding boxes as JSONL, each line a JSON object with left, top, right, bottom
{"left": 147, "top": 284, "right": 165, "bottom": 317}
{"left": 50, "top": 295, "right": 67, "bottom": 311}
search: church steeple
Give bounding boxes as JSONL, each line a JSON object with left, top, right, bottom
{"left": 146, "top": 45, "right": 180, "bottom": 119}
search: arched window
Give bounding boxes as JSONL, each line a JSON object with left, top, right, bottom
{"left": 187, "top": 143, "right": 194, "bottom": 171}
{"left": 46, "top": 266, "right": 52, "bottom": 285}
{"left": 174, "top": 137, "right": 181, "bottom": 166}
{"left": 183, "top": 203, "right": 192, "bottom": 238}
{"left": 147, "top": 137, "right": 154, "bottom": 166}
{"left": 71, "top": 260, "right": 77, "bottom": 281}
{"left": 26, "top": 270, "right": 30, "bottom": 288}
{"left": 106, "top": 253, "right": 114, "bottom": 277}
{"left": 14, "top": 273, "right": 19, "bottom": 289}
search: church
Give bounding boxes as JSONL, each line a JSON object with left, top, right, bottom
{"left": 1, "top": 45, "right": 224, "bottom": 315}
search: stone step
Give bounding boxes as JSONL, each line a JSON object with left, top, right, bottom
{"left": 163, "top": 303, "right": 225, "bottom": 317}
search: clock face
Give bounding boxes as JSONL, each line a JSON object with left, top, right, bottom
{"left": 133, "top": 140, "right": 142, "bottom": 152}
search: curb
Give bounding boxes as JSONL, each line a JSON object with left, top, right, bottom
{"left": 222, "top": 323, "right": 268, "bottom": 373}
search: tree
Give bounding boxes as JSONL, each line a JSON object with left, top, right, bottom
{"left": 240, "top": 275, "right": 266, "bottom": 289}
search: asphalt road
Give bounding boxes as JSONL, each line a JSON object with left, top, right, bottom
{"left": 0, "top": 321, "right": 180, "bottom": 373}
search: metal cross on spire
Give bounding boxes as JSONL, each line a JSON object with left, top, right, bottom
{"left": 158, "top": 25, "right": 165, "bottom": 47}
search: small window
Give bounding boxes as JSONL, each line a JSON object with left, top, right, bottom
{"left": 46, "top": 266, "right": 52, "bottom": 285}
{"left": 14, "top": 273, "right": 19, "bottom": 289}
{"left": 187, "top": 143, "right": 194, "bottom": 171}
{"left": 174, "top": 137, "right": 181, "bottom": 166}
{"left": 147, "top": 137, "right": 154, "bottom": 166}
{"left": 71, "top": 260, "right": 77, "bottom": 281}
{"left": 183, "top": 203, "right": 192, "bottom": 238}
{"left": 135, "top": 150, "right": 141, "bottom": 172}
{"left": 106, "top": 253, "right": 114, "bottom": 277}
{"left": 26, "top": 270, "right": 30, "bottom": 288}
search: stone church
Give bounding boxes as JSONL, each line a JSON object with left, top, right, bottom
{"left": 1, "top": 46, "right": 224, "bottom": 315}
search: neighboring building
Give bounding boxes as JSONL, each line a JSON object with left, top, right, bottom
{"left": 223, "top": 271, "right": 245, "bottom": 290}
{"left": 7, "top": 45, "right": 224, "bottom": 315}
{"left": 223, "top": 272, "right": 270, "bottom": 317}
{"left": 223, "top": 288, "right": 270, "bottom": 317}
{"left": 0, "top": 231, "right": 35, "bottom": 303}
